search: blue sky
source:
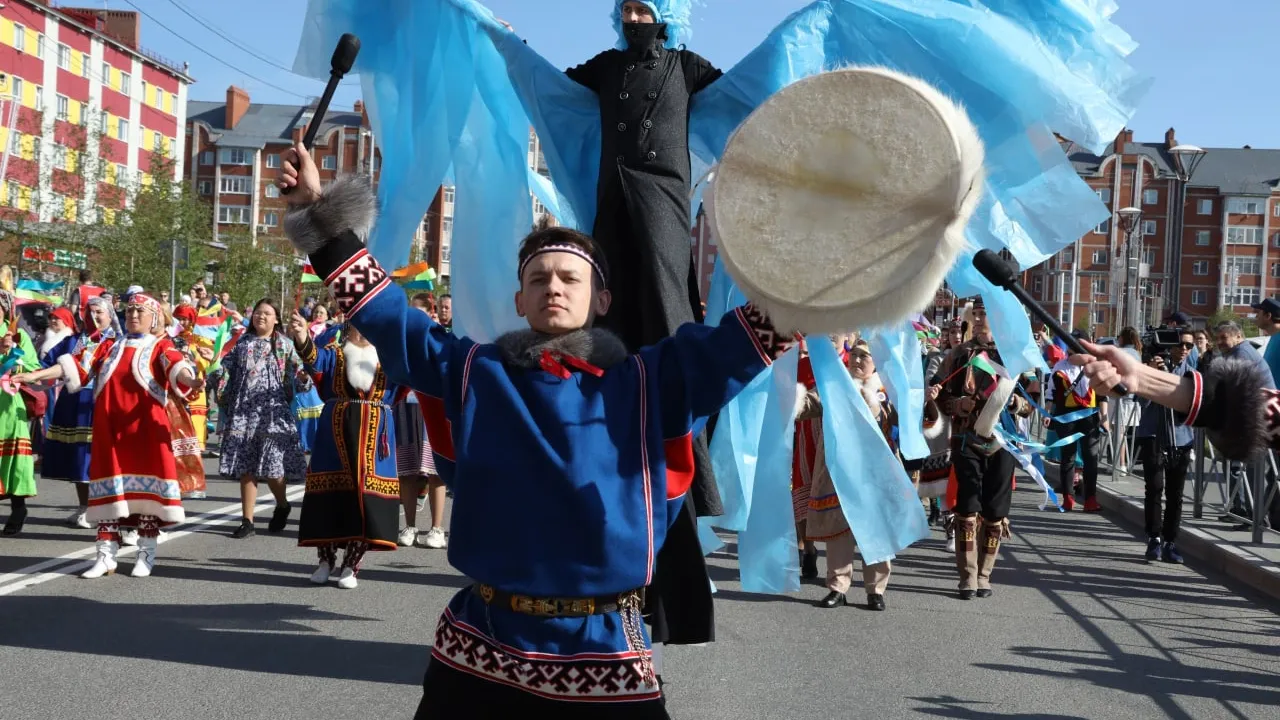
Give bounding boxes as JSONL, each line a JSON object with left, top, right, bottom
{"left": 113, "top": 0, "right": 1276, "bottom": 149}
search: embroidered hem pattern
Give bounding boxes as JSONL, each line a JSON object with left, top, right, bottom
{"left": 431, "top": 609, "right": 661, "bottom": 703}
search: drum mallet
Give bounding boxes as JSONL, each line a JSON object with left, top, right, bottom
{"left": 972, "top": 249, "right": 1130, "bottom": 395}
{"left": 282, "top": 33, "right": 360, "bottom": 195}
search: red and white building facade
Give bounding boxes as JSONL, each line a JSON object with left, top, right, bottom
{"left": 0, "top": 1, "right": 190, "bottom": 224}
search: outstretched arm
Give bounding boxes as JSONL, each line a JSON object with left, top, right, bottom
{"left": 279, "top": 142, "right": 457, "bottom": 399}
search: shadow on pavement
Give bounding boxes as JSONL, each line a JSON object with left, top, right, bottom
{"left": 0, "top": 596, "right": 431, "bottom": 685}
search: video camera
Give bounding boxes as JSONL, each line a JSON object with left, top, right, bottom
{"left": 1141, "top": 326, "right": 1189, "bottom": 366}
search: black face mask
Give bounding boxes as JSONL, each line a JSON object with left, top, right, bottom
{"left": 623, "top": 22, "right": 669, "bottom": 53}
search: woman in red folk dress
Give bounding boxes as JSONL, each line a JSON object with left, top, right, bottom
{"left": 16, "top": 293, "right": 203, "bottom": 579}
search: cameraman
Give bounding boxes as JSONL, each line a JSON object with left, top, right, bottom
{"left": 1135, "top": 330, "right": 1195, "bottom": 563}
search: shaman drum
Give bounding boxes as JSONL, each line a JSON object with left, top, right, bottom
{"left": 704, "top": 67, "right": 984, "bottom": 334}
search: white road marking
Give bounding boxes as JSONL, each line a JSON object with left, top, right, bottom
{"left": 0, "top": 487, "right": 305, "bottom": 597}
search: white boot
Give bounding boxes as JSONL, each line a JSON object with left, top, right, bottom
{"left": 337, "top": 567, "right": 358, "bottom": 589}
{"left": 82, "top": 540, "right": 119, "bottom": 579}
{"left": 310, "top": 561, "right": 332, "bottom": 585}
{"left": 131, "top": 537, "right": 157, "bottom": 578}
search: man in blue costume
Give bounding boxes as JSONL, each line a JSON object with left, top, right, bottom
{"left": 277, "top": 142, "right": 793, "bottom": 715}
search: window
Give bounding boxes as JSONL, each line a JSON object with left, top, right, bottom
{"left": 443, "top": 187, "right": 455, "bottom": 204}
{"left": 442, "top": 217, "right": 453, "bottom": 240}
{"left": 120, "top": 72, "right": 131, "bottom": 95}
{"left": 1091, "top": 278, "right": 1108, "bottom": 295}
{"left": 219, "top": 176, "right": 252, "bottom": 194}
{"left": 10, "top": 78, "right": 21, "bottom": 108}
{"left": 154, "top": 89, "right": 163, "bottom": 109}
{"left": 1196, "top": 230, "right": 1211, "bottom": 246}
{"left": 1143, "top": 248, "right": 1157, "bottom": 265}
{"left": 100, "top": 112, "right": 108, "bottom": 135}
{"left": 1192, "top": 261, "right": 1209, "bottom": 276}
{"left": 1095, "top": 189, "right": 1111, "bottom": 204}
{"left": 1093, "top": 309, "right": 1105, "bottom": 324}
{"left": 117, "top": 118, "right": 129, "bottom": 140}
{"left": 1227, "top": 198, "right": 1264, "bottom": 215}
{"left": 1272, "top": 263, "right": 1280, "bottom": 279}
{"left": 220, "top": 148, "right": 251, "bottom": 165}
{"left": 13, "top": 24, "right": 24, "bottom": 53}
{"left": 101, "top": 62, "right": 110, "bottom": 84}
{"left": 57, "top": 44, "right": 70, "bottom": 71}
{"left": 36, "top": 36, "right": 44, "bottom": 60}
{"left": 153, "top": 133, "right": 164, "bottom": 151}
{"left": 1142, "top": 220, "right": 1157, "bottom": 236}
{"left": 265, "top": 184, "right": 281, "bottom": 198}
{"left": 265, "top": 154, "right": 280, "bottom": 169}
{"left": 35, "top": 87, "right": 42, "bottom": 112}
{"left": 1192, "top": 290, "right": 1208, "bottom": 306}
{"left": 1273, "top": 204, "right": 1280, "bottom": 218}
{"left": 32, "top": 137, "right": 40, "bottom": 163}
{"left": 1226, "top": 257, "right": 1261, "bottom": 275}
{"left": 116, "top": 165, "right": 129, "bottom": 185}
{"left": 1143, "top": 189, "right": 1158, "bottom": 205}
{"left": 1032, "top": 276, "right": 1043, "bottom": 297}
{"left": 1092, "top": 249, "right": 1108, "bottom": 264}
{"left": 1197, "top": 199, "right": 1213, "bottom": 215}
{"left": 52, "top": 145, "right": 66, "bottom": 170}
{"left": 1227, "top": 226, "right": 1263, "bottom": 245}
{"left": 322, "top": 155, "right": 337, "bottom": 170}
{"left": 217, "top": 206, "right": 250, "bottom": 224}
{"left": 1094, "top": 218, "right": 1110, "bottom": 235}
{"left": 262, "top": 211, "right": 279, "bottom": 227}
{"left": 56, "top": 94, "right": 68, "bottom": 121}
{"left": 197, "top": 180, "right": 213, "bottom": 195}
{"left": 1230, "top": 287, "right": 1261, "bottom": 306}
{"left": 141, "top": 80, "right": 148, "bottom": 103}
{"left": 81, "top": 54, "right": 88, "bottom": 78}
{"left": 1062, "top": 247, "right": 1075, "bottom": 264}
{"left": 199, "top": 151, "right": 214, "bottom": 166}
{"left": 5, "top": 181, "right": 17, "bottom": 207}
{"left": 7, "top": 132, "right": 18, "bottom": 155}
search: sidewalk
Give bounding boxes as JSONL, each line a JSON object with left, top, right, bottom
{"left": 1043, "top": 463, "right": 1280, "bottom": 604}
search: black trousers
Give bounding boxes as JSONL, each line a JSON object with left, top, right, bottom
{"left": 414, "top": 657, "right": 670, "bottom": 719}
{"left": 951, "top": 437, "right": 1015, "bottom": 520}
{"left": 1138, "top": 439, "right": 1190, "bottom": 542}
{"left": 1055, "top": 417, "right": 1103, "bottom": 499}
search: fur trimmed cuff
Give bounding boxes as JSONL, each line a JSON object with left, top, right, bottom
{"left": 57, "top": 353, "right": 83, "bottom": 394}
{"left": 1195, "top": 358, "right": 1270, "bottom": 460}
{"left": 283, "top": 174, "right": 378, "bottom": 256}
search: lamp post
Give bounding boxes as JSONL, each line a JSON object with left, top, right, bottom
{"left": 1117, "top": 206, "right": 1143, "bottom": 333}
{"left": 1169, "top": 144, "right": 1208, "bottom": 321}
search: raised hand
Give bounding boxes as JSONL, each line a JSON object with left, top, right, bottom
{"left": 278, "top": 141, "right": 322, "bottom": 204}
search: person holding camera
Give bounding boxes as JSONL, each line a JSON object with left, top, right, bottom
{"left": 1046, "top": 330, "right": 1108, "bottom": 512}
{"left": 1135, "top": 330, "right": 1195, "bottom": 563}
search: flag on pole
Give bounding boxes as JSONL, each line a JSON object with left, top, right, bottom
{"left": 301, "top": 263, "right": 322, "bottom": 284}
{"left": 207, "top": 317, "right": 237, "bottom": 373}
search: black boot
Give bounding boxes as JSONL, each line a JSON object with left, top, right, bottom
{"left": 268, "top": 501, "right": 292, "bottom": 533}
{"left": 866, "top": 593, "right": 886, "bottom": 611}
{"left": 800, "top": 549, "right": 819, "bottom": 580}
{"left": 2, "top": 497, "right": 27, "bottom": 537}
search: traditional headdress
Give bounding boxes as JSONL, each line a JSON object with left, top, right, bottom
{"left": 172, "top": 304, "right": 198, "bottom": 323}
{"left": 517, "top": 243, "right": 609, "bottom": 287}
{"left": 127, "top": 292, "right": 164, "bottom": 331}
{"left": 85, "top": 294, "right": 120, "bottom": 337}
{"left": 612, "top": 0, "right": 693, "bottom": 50}
{"left": 50, "top": 307, "right": 76, "bottom": 329}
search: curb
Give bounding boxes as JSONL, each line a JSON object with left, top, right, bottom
{"left": 1094, "top": 483, "right": 1280, "bottom": 604}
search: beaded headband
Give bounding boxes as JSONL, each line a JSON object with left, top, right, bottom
{"left": 517, "top": 244, "right": 608, "bottom": 287}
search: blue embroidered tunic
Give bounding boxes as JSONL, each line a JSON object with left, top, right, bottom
{"left": 311, "top": 236, "right": 792, "bottom": 703}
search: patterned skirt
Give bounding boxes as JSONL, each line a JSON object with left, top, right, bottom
{"left": 392, "top": 400, "right": 436, "bottom": 478}
{"left": 167, "top": 399, "right": 207, "bottom": 498}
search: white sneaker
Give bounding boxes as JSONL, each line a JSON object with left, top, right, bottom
{"left": 945, "top": 536, "right": 956, "bottom": 553}
{"left": 82, "top": 540, "right": 119, "bottom": 579}
{"left": 398, "top": 526, "right": 418, "bottom": 547}
{"left": 120, "top": 528, "right": 139, "bottom": 547}
{"left": 310, "top": 561, "right": 332, "bottom": 585}
{"left": 421, "top": 527, "right": 447, "bottom": 549}
{"left": 337, "top": 567, "right": 358, "bottom": 589}
{"left": 66, "top": 509, "right": 90, "bottom": 529}
{"left": 131, "top": 537, "right": 157, "bottom": 578}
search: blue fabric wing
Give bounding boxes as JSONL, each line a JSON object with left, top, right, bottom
{"left": 295, "top": 0, "right": 602, "bottom": 342}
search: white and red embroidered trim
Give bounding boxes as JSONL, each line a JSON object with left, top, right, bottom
{"left": 634, "top": 355, "right": 654, "bottom": 586}
{"left": 1184, "top": 370, "right": 1203, "bottom": 426}
{"left": 325, "top": 249, "right": 392, "bottom": 318}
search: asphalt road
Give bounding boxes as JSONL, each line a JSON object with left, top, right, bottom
{"left": 1, "top": 460, "right": 1277, "bottom": 720}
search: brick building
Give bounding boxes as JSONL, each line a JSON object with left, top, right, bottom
{"left": 0, "top": 0, "right": 190, "bottom": 224}
{"left": 186, "top": 87, "right": 390, "bottom": 253}
{"left": 1027, "top": 128, "right": 1280, "bottom": 335}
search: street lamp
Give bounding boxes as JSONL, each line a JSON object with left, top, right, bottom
{"left": 1117, "top": 206, "right": 1143, "bottom": 332}
{"left": 1169, "top": 144, "right": 1207, "bottom": 323}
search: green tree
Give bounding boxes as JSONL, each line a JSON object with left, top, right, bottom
{"left": 95, "top": 150, "right": 213, "bottom": 296}
{"left": 211, "top": 232, "right": 301, "bottom": 312}
{"left": 1207, "top": 308, "right": 1258, "bottom": 337}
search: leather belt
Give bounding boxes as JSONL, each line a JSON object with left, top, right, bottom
{"left": 473, "top": 583, "right": 644, "bottom": 617}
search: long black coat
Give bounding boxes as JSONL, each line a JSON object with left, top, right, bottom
{"left": 567, "top": 22, "right": 724, "bottom": 646}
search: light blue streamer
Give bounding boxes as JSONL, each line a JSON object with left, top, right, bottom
{"left": 707, "top": 366, "right": 770, "bottom": 532}
{"left": 866, "top": 324, "right": 928, "bottom": 461}
{"left": 809, "top": 337, "right": 929, "bottom": 566}
{"left": 736, "top": 348, "right": 801, "bottom": 594}
{"left": 696, "top": 515, "right": 725, "bottom": 556}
